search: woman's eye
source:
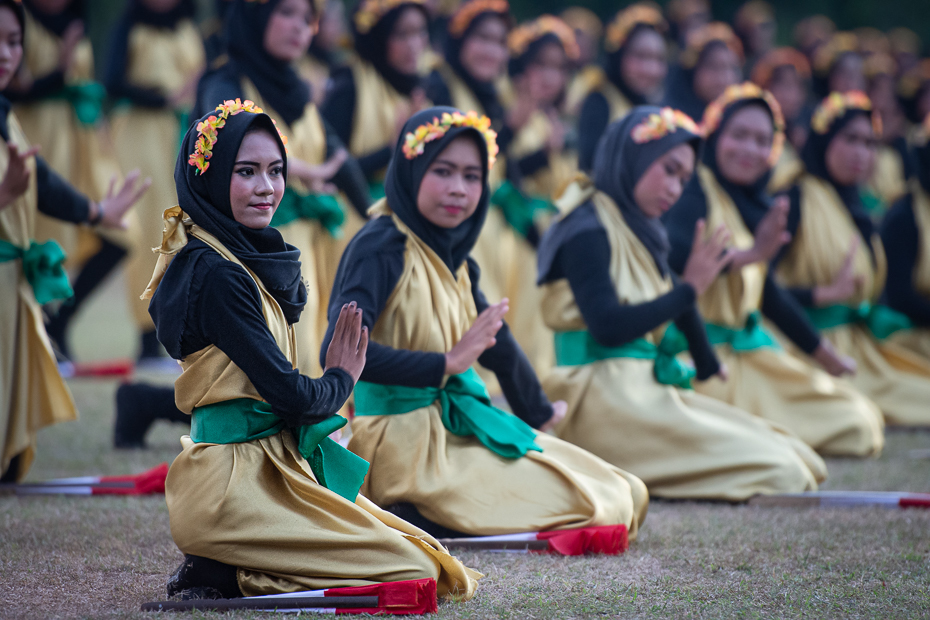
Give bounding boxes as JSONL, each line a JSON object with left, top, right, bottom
{"left": 271, "top": 166, "right": 284, "bottom": 176}
{"left": 433, "top": 168, "right": 451, "bottom": 177}
{"left": 236, "top": 168, "right": 253, "bottom": 177}
{"left": 466, "top": 173, "right": 481, "bottom": 182}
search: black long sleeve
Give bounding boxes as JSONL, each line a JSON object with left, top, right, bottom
{"left": 193, "top": 68, "right": 243, "bottom": 119}
{"left": 467, "top": 258, "right": 552, "bottom": 429}
{"left": 4, "top": 70, "right": 66, "bottom": 103}
{"left": 320, "top": 67, "right": 355, "bottom": 151}
{"left": 323, "top": 119, "right": 371, "bottom": 218}
{"left": 760, "top": 273, "right": 821, "bottom": 353}
{"left": 577, "top": 92, "right": 610, "bottom": 172}
{"left": 424, "top": 69, "right": 452, "bottom": 106}
{"left": 35, "top": 156, "right": 90, "bottom": 223}
{"left": 881, "top": 195, "right": 930, "bottom": 326}
{"left": 515, "top": 149, "right": 549, "bottom": 179}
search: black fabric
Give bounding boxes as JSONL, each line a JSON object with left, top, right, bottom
{"left": 515, "top": 149, "right": 549, "bottom": 179}
{"left": 442, "top": 10, "right": 509, "bottom": 127}
{"left": 150, "top": 107, "right": 306, "bottom": 358}
{"left": 881, "top": 194, "right": 930, "bottom": 327}
{"left": 604, "top": 24, "right": 654, "bottom": 107}
{"left": 35, "top": 156, "right": 90, "bottom": 223}
{"left": 508, "top": 32, "right": 561, "bottom": 77}
{"left": 223, "top": 0, "right": 310, "bottom": 127}
{"left": 23, "top": 0, "right": 83, "bottom": 37}
{"left": 662, "top": 40, "right": 730, "bottom": 121}
{"left": 915, "top": 136, "right": 930, "bottom": 196}
{"left": 351, "top": 2, "right": 427, "bottom": 96}
{"left": 577, "top": 91, "right": 610, "bottom": 172}
{"left": 4, "top": 70, "right": 66, "bottom": 102}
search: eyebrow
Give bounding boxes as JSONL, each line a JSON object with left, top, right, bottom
{"left": 433, "top": 158, "right": 482, "bottom": 171}
{"left": 234, "top": 159, "right": 284, "bottom": 167}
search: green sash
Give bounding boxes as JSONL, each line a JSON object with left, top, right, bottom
{"left": 703, "top": 310, "right": 779, "bottom": 352}
{"left": 553, "top": 329, "right": 694, "bottom": 389}
{"left": 368, "top": 181, "right": 385, "bottom": 202}
{"left": 0, "top": 238, "right": 72, "bottom": 304}
{"left": 354, "top": 368, "right": 542, "bottom": 459}
{"left": 271, "top": 186, "right": 345, "bottom": 236}
{"left": 805, "top": 302, "right": 912, "bottom": 340}
{"left": 490, "top": 180, "right": 558, "bottom": 239}
{"left": 190, "top": 398, "right": 369, "bottom": 502}
{"left": 51, "top": 82, "right": 107, "bottom": 126}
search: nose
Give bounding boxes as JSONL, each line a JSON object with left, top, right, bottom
{"left": 255, "top": 171, "right": 275, "bottom": 196}
{"left": 449, "top": 172, "right": 466, "bottom": 196}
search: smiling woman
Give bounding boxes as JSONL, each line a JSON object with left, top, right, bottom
{"left": 228, "top": 129, "right": 287, "bottom": 229}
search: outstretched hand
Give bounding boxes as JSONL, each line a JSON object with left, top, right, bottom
{"left": 681, "top": 220, "right": 733, "bottom": 296}
{"left": 324, "top": 302, "right": 369, "bottom": 383}
{"left": 0, "top": 143, "right": 41, "bottom": 211}
{"left": 94, "top": 170, "right": 152, "bottom": 229}
{"left": 445, "top": 299, "right": 509, "bottom": 375}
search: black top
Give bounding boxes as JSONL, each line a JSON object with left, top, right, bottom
{"left": 196, "top": 68, "right": 371, "bottom": 218}
{"left": 321, "top": 215, "right": 553, "bottom": 429}
{"left": 577, "top": 92, "right": 610, "bottom": 172}
{"left": 880, "top": 194, "right": 930, "bottom": 326}
{"left": 541, "top": 202, "right": 720, "bottom": 380}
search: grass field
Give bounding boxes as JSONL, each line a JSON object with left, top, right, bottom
{"left": 2, "top": 273, "right": 930, "bottom": 619}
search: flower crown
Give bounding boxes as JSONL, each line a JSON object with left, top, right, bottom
{"left": 680, "top": 22, "right": 743, "bottom": 69}
{"left": 449, "top": 0, "right": 509, "bottom": 38}
{"left": 810, "top": 91, "right": 881, "bottom": 136}
{"left": 750, "top": 46, "right": 811, "bottom": 88}
{"left": 508, "top": 15, "right": 580, "bottom": 61}
{"left": 702, "top": 82, "right": 785, "bottom": 165}
{"left": 402, "top": 110, "right": 499, "bottom": 168}
{"left": 604, "top": 3, "right": 666, "bottom": 54}
{"left": 631, "top": 107, "right": 700, "bottom": 144}
{"left": 188, "top": 99, "right": 289, "bottom": 176}
{"left": 354, "top": 0, "right": 425, "bottom": 34}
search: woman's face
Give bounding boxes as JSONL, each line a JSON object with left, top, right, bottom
{"left": 825, "top": 114, "right": 877, "bottom": 186}
{"left": 229, "top": 129, "right": 287, "bottom": 229}
{"left": 416, "top": 135, "right": 484, "bottom": 228}
{"left": 316, "top": 0, "right": 346, "bottom": 51}
{"left": 387, "top": 7, "right": 428, "bottom": 75}
{"left": 620, "top": 28, "right": 668, "bottom": 100}
{"left": 693, "top": 44, "right": 740, "bottom": 104}
{"left": 0, "top": 8, "right": 22, "bottom": 91}
{"left": 264, "top": 0, "right": 315, "bottom": 63}
{"left": 768, "top": 66, "right": 805, "bottom": 121}
{"left": 525, "top": 41, "right": 569, "bottom": 105}
{"left": 715, "top": 104, "right": 774, "bottom": 186}
{"left": 829, "top": 53, "right": 865, "bottom": 94}
{"left": 633, "top": 142, "right": 695, "bottom": 218}
{"left": 459, "top": 16, "right": 509, "bottom": 84}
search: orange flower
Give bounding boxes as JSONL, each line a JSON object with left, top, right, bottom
{"left": 810, "top": 91, "right": 880, "bottom": 137}
{"left": 701, "top": 82, "right": 785, "bottom": 165}
{"left": 402, "top": 110, "right": 499, "bottom": 168}
{"left": 188, "top": 99, "right": 289, "bottom": 176}
{"left": 631, "top": 107, "right": 699, "bottom": 144}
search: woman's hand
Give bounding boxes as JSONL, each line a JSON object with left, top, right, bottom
{"left": 812, "top": 338, "right": 856, "bottom": 376}
{"left": 59, "top": 21, "right": 84, "bottom": 73}
{"left": 92, "top": 170, "right": 152, "bottom": 229}
{"left": 289, "top": 150, "right": 347, "bottom": 194}
{"left": 545, "top": 109, "right": 566, "bottom": 153}
{"left": 730, "top": 196, "right": 791, "bottom": 270}
{"left": 539, "top": 400, "right": 567, "bottom": 433}
{"left": 0, "top": 143, "right": 41, "bottom": 211}
{"left": 813, "top": 238, "right": 863, "bottom": 307}
{"left": 681, "top": 220, "right": 732, "bottom": 296}
{"left": 444, "top": 299, "right": 509, "bottom": 375}
{"left": 324, "top": 302, "right": 369, "bottom": 383}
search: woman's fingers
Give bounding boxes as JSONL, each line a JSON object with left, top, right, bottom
{"left": 357, "top": 326, "right": 369, "bottom": 358}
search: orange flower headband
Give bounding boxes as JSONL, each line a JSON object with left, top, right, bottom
{"left": 680, "top": 22, "right": 744, "bottom": 69}
{"left": 750, "top": 47, "right": 811, "bottom": 88}
{"left": 810, "top": 91, "right": 881, "bottom": 137}
{"left": 702, "top": 82, "right": 786, "bottom": 165}
{"left": 508, "top": 15, "right": 580, "bottom": 61}
{"left": 354, "top": 0, "right": 425, "bottom": 35}
{"left": 631, "top": 107, "right": 700, "bottom": 144}
{"left": 402, "top": 110, "right": 499, "bottom": 168}
{"left": 604, "top": 2, "right": 667, "bottom": 54}
{"left": 188, "top": 99, "right": 289, "bottom": 176}
{"left": 449, "top": 0, "right": 509, "bottom": 38}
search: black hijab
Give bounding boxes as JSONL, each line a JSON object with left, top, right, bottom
{"left": 152, "top": 107, "right": 306, "bottom": 353}
{"left": 23, "top": 0, "right": 83, "bottom": 37}
{"left": 663, "top": 39, "right": 729, "bottom": 121}
{"left": 121, "top": 0, "right": 195, "bottom": 29}
{"left": 508, "top": 32, "right": 561, "bottom": 77}
{"left": 224, "top": 0, "right": 311, "bottom": 126}
{"left": 384, "top": 106, "right": 492, "bottom": 273}
{"left": 916, "top": 133, "right": 930, "bottom": 196}
{"left": 444, "top": 9, "right": 510, "bottom": 127}
{"left": 0, "top": 0, "right": 23, "bottom": 142}
{"left": 604, "top": 23, "right": 660, "bottom": 107}
{"left": 352, "top": 1, "right": 427, "bottom": 96}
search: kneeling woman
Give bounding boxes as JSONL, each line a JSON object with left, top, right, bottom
{"left": 324, "top": 106, "right": 648, "bottom": 537}
{"left": 146, "top": 102, "right": 478, "bottom": 599}
{"left": 664, "top": 84, "right": 884, "bottom": 457}
{"left": 538, "top": 107, "right": 825, "bottom": 501}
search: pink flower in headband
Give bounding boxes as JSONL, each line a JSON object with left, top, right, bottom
{"left": 402, "top": 111, "right": 499, "bottom": 168}
{"left": 631, "top": 107, "right": 700, "bottom": 144}
{"left": 187, "top": 99, "right": 288, "bottom": 175}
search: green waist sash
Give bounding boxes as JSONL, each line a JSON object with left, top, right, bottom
{"left": 805, "top": 302, "right": 912, "bottom": 340}
{"left": 190, "top": 398, "right": 369, "bottom": 502}
{"left": 703, "top": 310, "right": 779, "bottom": 352}
{"left": 0, "top": 238, "right": 72, "bottom": 304}
{"left": 271, "top": 186, "right": 345, "bottom": 236}
{"left": 48, "top": 82, "right": 106, "bottom": 126}
{"left": 353, "top": 367, "right": 542, "bottom": 459}
{"left": 553, "top": 329, "right": 694, "bottom": 389}
{"left": 368, "top": 181, "right": 385, "bottom": 202}
{"left": 490, "top": 180, "right": 558, "bottom": 239}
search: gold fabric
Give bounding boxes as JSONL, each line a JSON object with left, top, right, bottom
{"left": 0, "top": 113, "right": 77, "bottom": 481}
{"left": 161, "top": 222, "right": 479, "bottom": 599}
{"left": 346, "top": 58, "right": 409, "bottom": 168}
{"left": 694, "top": 167, "right": 884, "bottom": 456}
{"left": 349, "top": 201, "right": 648, "bottom": 537}
{"left": 775, "top": 174, "right": 930, "bottom": 426}
{"left": 868, "top": 144, "right": 907, "bottom": 208}
{"left": 570, "top": 66, "right": 634, "bottom": 122}
{"left": 541, "top": 185, "right": 826, "bottom": 500}
{"left": 768, "top": 140, "right": 804, "bottom": 193}
{"left": 112, "top": 20, "right": 204, "bottom": 332}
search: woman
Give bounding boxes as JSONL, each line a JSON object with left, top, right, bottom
{"left": 324, "top": 106, "right": 648, "bottom": 537}
{"left": 146, "top": 101, "right": 478, "bottom": 600}
{"left": 811, "top": 32, "right": 864, "bottom": 99}
{"left": 662, "top": 22, "right": 742, "bottom": 122}
{"left": 576, "top": 2, "right": 669, "bottom": 172}
{"left": 195, "top": 0, "right": 370, "bottom": 376}
{"left": 0, "top": 0, "right": 148, "bottom": 481}
{"left": 105, "top": 0, "right": 205, "bottom": 360}
{"left": 664, "top": 84, "right": 884, "bottom": 457}
{"left": 538, "top": 106, "right": 825, "bottom": 501}
{"left": 299, "top": 0, "right": 349, "bottom": 106}
{"left": 321, "top": 0, "right": 430, "bottom": 197}
{"left": 774, "top": 91, "right": 930, "bottom": 427}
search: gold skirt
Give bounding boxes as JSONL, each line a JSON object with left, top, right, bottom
{"left": 348, "top": 404, "right": 648, "bottom": 538}
{"left": 887, "top": 327, "right": 930, "bottom": 363}
{"left": 544, "top": 356, "right": 826, "bottom": 501}
{"left": 166, "top": 431, "right": 480, "bottom": 599}
{"left": 696, "top": 347, "right": 884, "bottom": 457}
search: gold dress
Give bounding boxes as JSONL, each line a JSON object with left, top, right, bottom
{"left": 775, "top": 174, "right": 930, "bottom": 426}
{"left": 111, "top": 20, "right": 204, "bottom": 333}
{"left": 887, "top": 182, "right": 930, "bottom": 359}
{"left": 0, "top": 114, "right": 78, "bottom": 480}
{"left": 541, "top": 185, "right": 826, "bottom": 501}
{"left": 767, "top": 140, "right": 804, "bottom": 193}
{"left": 348, "top": 202, "right": 648, "bottom": 536}
{"left": 154, "top": 219, "right": 479, "bottom": 599}
{"left": 692, "top": 166, "right": 884, "bottom": 457}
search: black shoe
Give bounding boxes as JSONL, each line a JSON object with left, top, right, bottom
{"left": 166, "top": 554, "right": 241, "bottom": 599}
{"left": 114, "top": 383, "right": 189, "bottom": 449}
{"left": 386, "top": 502, "right": 469, "bottom": 539}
